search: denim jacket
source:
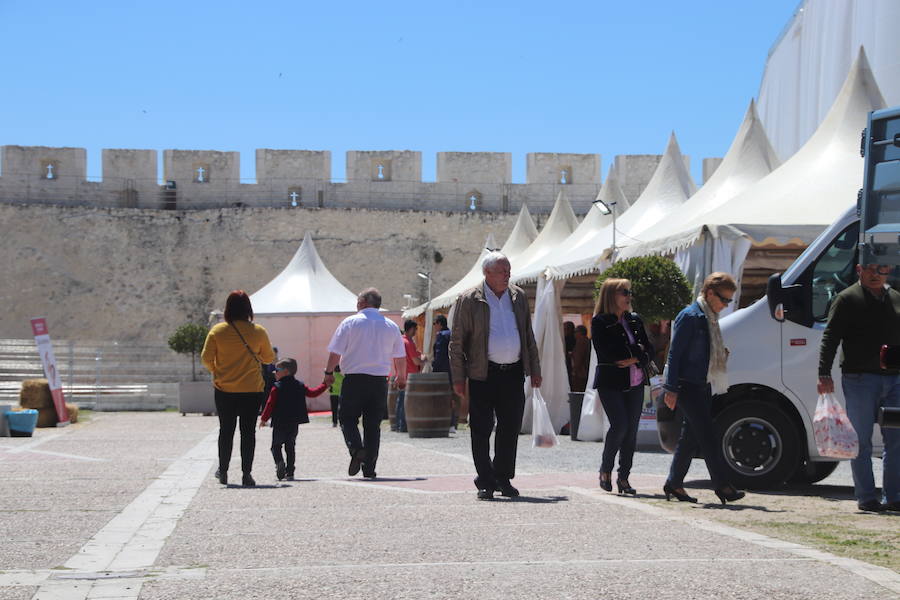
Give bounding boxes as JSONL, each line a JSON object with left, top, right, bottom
{"left": 664, "top": 301, "right": 709, "bottom": 393}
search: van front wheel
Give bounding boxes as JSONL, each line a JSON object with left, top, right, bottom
{"left": 714, "top": 401, "right": 800, "bottom": 489}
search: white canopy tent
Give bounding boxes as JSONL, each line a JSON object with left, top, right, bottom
{"left": 618, "top": 48, "right": 885, "bottom": 302}
{"left": 521, "top": 135, "right": 696, "bottom": 434}
{"left": 245, "top": 232, "right": 362, "bottom": 409}
{"left": 757, "top": 0, "right": 900, "bottom": 161}
{"left": 507, "top": 191, "right": 578, "bottom": 433}
{"left": 512, "top": 164, "right": 630, "bottom": 283}
{"left": 509, "top": 191, "right": 579, "bottom": 283}
{"left": 615, "top": 99, "right": 782, "bottom": 302}
{"left": 543, "top": 132, "right": 697, "bottom": 281}
{"left": 402, "top": 204, "right": 538, "bottom": 319}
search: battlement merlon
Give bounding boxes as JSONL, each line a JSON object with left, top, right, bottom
{"left": 0, "top": 145, "right": 707, "bottom": 212}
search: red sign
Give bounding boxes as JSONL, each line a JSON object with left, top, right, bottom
{"left": 790, "top": 339, "right": 807, "bottom": 346}
{"left": 30, "top": 317, "right": 69, "bottom": 426}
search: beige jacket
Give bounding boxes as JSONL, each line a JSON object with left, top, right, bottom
{"left": 449, "top": 282, "right": 541, "bottom": 383}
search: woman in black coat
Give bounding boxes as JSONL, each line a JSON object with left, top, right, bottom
{"left": 591, "top": 278, "right": 653, "bottom": 494}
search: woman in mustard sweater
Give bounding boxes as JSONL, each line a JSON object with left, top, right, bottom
{"left": 202, "top": 290, "right": 275, "bottom": 487}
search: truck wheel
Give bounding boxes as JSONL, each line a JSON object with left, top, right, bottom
{"left": 790, "top": 460, "right": 839, "bottom": 485}
{"left": 714, "top": 401, "right": 800, "bottom": 489}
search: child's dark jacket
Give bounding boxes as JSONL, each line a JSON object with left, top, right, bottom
{"left": 261, "top": 375, "right": 328, "bottom": 428}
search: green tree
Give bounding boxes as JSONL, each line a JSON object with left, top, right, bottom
{"left": 595, "top": 255, "right": 692, "bottom": 323}
{"left": 168, "top": 323, "right": 209, "bottom": 381}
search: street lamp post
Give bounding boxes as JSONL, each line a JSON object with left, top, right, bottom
{"left": 592, "top": 195, "right": 618, "bottom": 262}
{"left": 417, "top": 271, "right": 432, "bottom": 305}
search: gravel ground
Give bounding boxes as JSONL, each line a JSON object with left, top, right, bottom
{"left": 0, "top": 412, "right": 895, "bottom": 599}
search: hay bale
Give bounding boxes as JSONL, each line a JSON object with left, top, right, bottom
{"left": 36, "top": 407, "right": 57, "bottom": 427}
{"left": 20, "top": 380, "right": 53, "bottom": 409}
{"left": 65, "top": 403, "right": 79, "bottom": 424}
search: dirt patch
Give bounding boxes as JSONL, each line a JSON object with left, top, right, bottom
{"left": 641, "top": 483, "right": 900, "bottom": 572}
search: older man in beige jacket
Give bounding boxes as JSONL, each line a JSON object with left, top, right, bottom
{"left": 450, "top": 251, "right": 541, "bottom": 500}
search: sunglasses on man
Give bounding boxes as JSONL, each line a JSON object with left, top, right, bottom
{"left": 862, "top": 265, "right": 893, "bottom": 276}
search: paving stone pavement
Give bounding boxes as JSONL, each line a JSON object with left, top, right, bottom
{"left": 0, "top": 412, "right": 896, "bottom": 599}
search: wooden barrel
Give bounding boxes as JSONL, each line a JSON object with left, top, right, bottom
{"left": 386, "top": 378, "right": 399, "bottom": 431}
{"left": 405, "top": 372, "right": 453, "bottom": 438}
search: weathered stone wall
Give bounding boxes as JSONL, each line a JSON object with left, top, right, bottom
{"left": 0, "top": 204, "right": 524, "bottom": 343}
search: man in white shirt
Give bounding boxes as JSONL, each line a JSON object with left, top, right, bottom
{"left": 325, "top": 288, "right": 406, "bottom": 479}
{"left": 450, "top": 252, "right": 542, "bottom": 500}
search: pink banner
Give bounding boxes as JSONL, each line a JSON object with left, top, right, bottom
{"left": 30, "top": 317, "right": 69, "bottom": 426}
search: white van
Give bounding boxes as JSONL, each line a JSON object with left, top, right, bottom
{"left": 658, "top": 205, "right": 885, "bottom": 488}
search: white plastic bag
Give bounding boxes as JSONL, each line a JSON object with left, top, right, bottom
{"left": 577, "top": 389, "right": 607, "bottom": 441}
{"left": 813, "top": 393, "right": 859, "bottom": 459}
{"left": 531, "top": 388, "right": 559, "bottom": 449}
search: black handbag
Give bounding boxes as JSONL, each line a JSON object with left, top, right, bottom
{"left": 642, "top": 360, "right": 661, "bottom": 381}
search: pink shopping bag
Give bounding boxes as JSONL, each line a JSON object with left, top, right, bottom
{"left": 813, "top": 393, "right": 859, "bottom": 459}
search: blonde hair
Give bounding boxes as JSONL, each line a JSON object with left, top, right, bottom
{"left": 701, "top": 272, "right": 737, "bottom": 295}
{"left": 594, "top": 278, "right": 631, "bottom": 316}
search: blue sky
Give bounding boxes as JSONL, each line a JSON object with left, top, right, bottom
{"left": 1, "top": 1, "right": 799, "bottom": 185}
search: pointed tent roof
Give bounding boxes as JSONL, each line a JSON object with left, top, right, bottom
{"left": 617, "top": 99, "right": 782, "bottom": 259}
{"left": 543, "top": 132, "right": 696, "bottom": 279}
{"left": 402, "top": 205, "right": 538, "bottom": 318}
{"left": 509, "top": 190, "right": 579, "bottom": 283}
{"left": 513, "top": 164, "right": 628, "bottom": 282}
{"left": 250, "top": 232, "right": 359, "bottom": 314}
{"left": 627, "top": 47, "right": 884, "bottom": 251}
{"left": 500, "top": 204, "right": 540, "bottom": 258}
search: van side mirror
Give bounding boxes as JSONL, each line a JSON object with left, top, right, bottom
{"left": 767, "top": 273, "right": 804, "bottom": 322}
{"left": 767, "top": 273, "right": 786, "bottom": 321}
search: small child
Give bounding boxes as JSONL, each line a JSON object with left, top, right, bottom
{"left": 329, "top": 365, "right": 344, "bottom": 427}
{"left": 259, "top": 358, "right": 328, "bottom": 480}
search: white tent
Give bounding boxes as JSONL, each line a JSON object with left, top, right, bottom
{"left": 757, "top": 0, "right": 900, "bottom": 161}
{"left": 518, "top": 134, "right": 695, "bottom": 434}
{"left": 693, "top": 48, "right": 884, "bottom": 243}
{"left": 505, "top": 191, "right": 579, "bottom": 433}
{"left": 247, "top": 232, "right": 362, "bottom": 409}
{"left": 618, "top": 48, "right": 885, "bottom": 301}
{"left": 513, "top": 164, "right": 630, "bottom": 283}
{"left": 544, "top": 132, "right": 697, "bottom": 281}
{"left": 402, "top": 204, "right": 538, "bottom": 319}
{"left": 250, "top": 232, "right": 359, "bottom": 314}
{"left": 615, "top": 99, "right": 782, "bottom": 300}
{"left": 509, "top": 190, "right": 580, "bottom": 283}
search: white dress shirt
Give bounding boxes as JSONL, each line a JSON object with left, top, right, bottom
{"left": 484, "top": 283, "right": 521, "bottom": 364}
{"left": 327, "top": 308, "right": 405, "bottom": 376}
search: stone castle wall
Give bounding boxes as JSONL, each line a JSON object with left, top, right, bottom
{"left": 0, "top": 145, "right": 679, "bottom": 214}
{"left": 0, "top": 203, "right": 524, "bottom": 343}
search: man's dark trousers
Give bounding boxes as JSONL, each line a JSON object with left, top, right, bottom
{"left": 339, "top": 374, "right": 388, "bottom": 472}
{"left": 468, "top": 361, "right": 525, "bottom": 491}
{"left": 271, "top": 424, "right": 299, "bottom": 472}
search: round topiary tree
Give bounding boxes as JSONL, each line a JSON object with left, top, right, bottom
{"left": 594, "top": 255, "right": 692, "bottom": 324}
{"left": 168, "top": 323, "right": 209, "bottom": 381}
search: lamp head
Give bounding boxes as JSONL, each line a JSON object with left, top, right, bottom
{"left": 592, "top": 196, "right": 613, "bottom": 215}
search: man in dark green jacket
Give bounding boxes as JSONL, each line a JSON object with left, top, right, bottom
{"left": 818, "top": 263, "right": 900, "bottom": 513}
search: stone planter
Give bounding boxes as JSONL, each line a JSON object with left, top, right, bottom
{"left": 178, "top": 382, "right": 216, "bottom": 416}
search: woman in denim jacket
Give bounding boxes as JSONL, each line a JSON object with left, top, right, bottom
{"left": 662, "top": 272, "right": 744, "bottom": 504}
{"left": 591, "top": 278, "right": 653, "bottom": 495}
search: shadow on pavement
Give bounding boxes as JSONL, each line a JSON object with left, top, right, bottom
{"left": 501, "top": 495, "right": 569, "bottom": 504}
{"left": 361, "top": 477, "right": 429, "bottom": 483}
{"left": 698, "top": 502, "right": 785, "bottom": 512}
